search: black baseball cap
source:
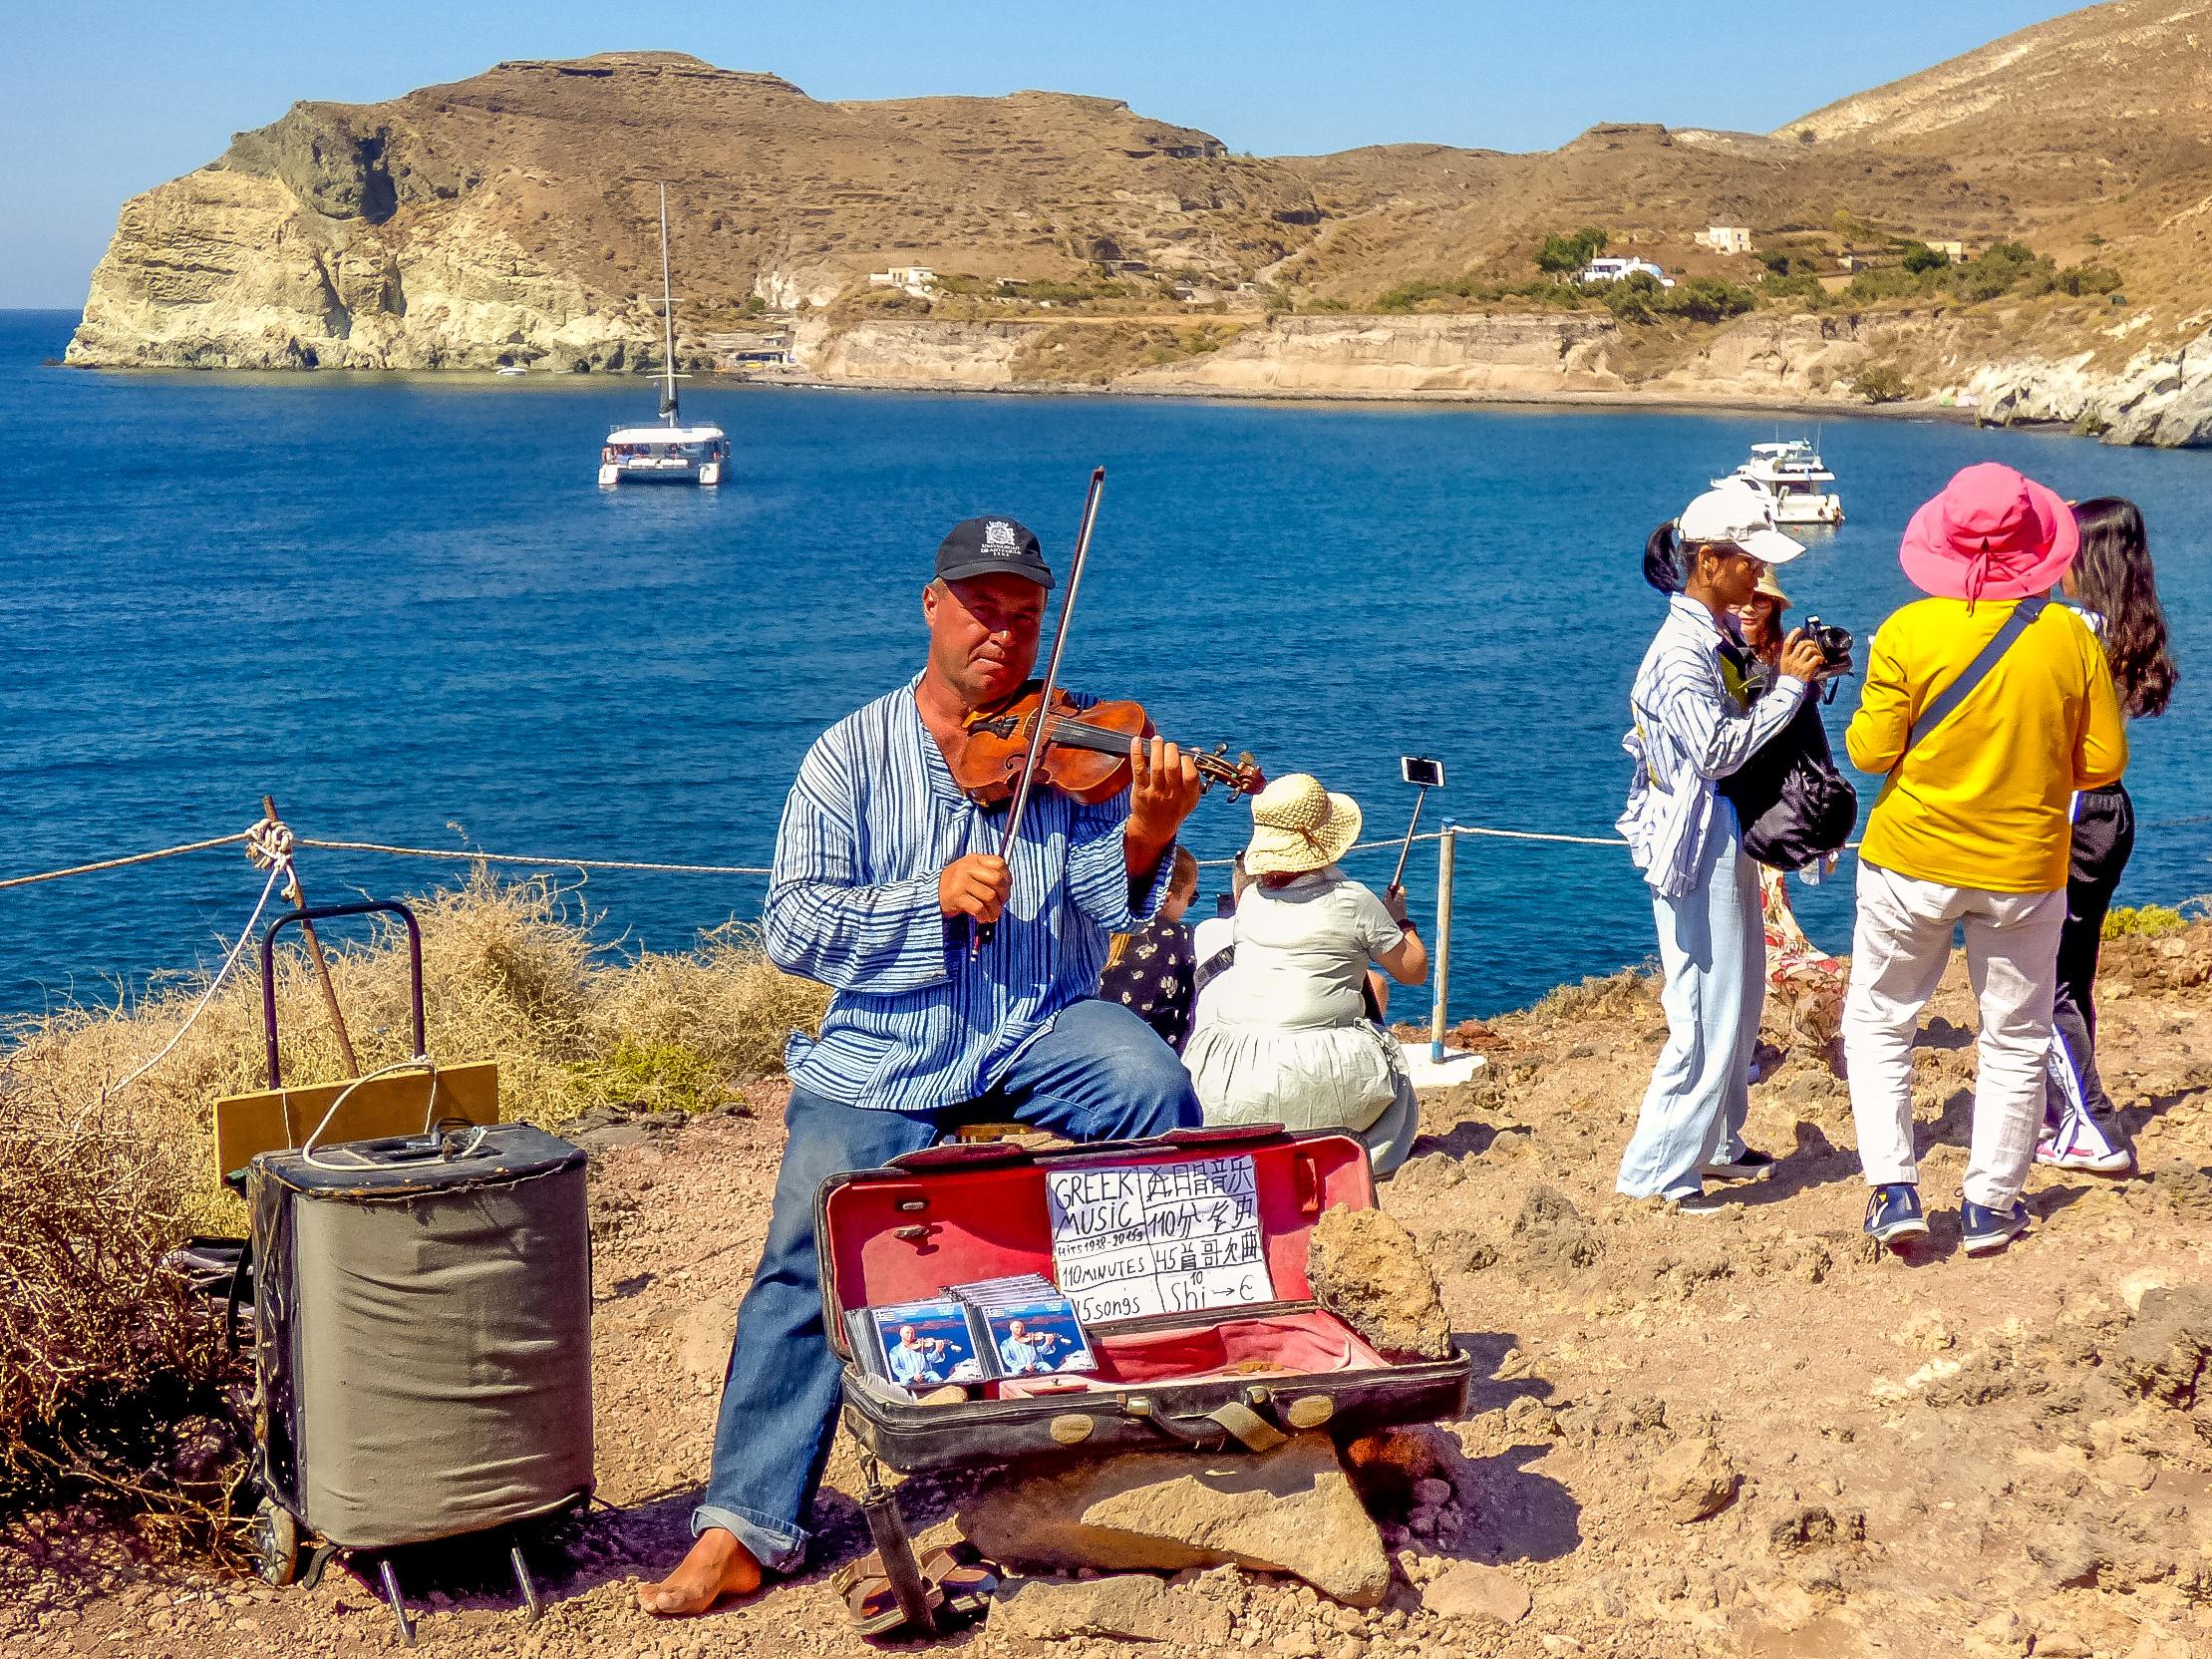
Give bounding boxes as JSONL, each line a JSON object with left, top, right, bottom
{"left": 934, "top": 515, "right": 1055, "bottom": 589}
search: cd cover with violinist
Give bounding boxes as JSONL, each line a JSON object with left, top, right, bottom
{"left": 851, "top": 1298, "right": 986, "bottom": 1390}
{"left": 847, "top": 1276, "right": 1097, "bottom": 1393}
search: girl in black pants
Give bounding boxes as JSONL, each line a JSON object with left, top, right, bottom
{"left": 2040, "top": 498, "right": 2178, "bottom": 1172}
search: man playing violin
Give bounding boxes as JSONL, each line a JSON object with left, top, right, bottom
{"left": 642, "top": 513, "right": 1204, "bottom": 1617}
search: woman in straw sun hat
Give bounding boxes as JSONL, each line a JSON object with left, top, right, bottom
{"left": 1180, "top": 774, "right": 1431, "bottom": 1175}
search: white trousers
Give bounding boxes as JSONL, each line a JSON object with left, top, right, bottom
{"left": 1843, "top": 861, "right": 2065, "bottom": 1209}
{"left": 1617, "top": 814, "right": 1762, "bottom": 1200}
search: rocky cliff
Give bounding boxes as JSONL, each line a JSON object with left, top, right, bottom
{"left": 771, "top": 309, "right": 2212, "bottom": 449}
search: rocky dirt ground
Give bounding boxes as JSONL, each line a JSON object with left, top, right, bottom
{"left": 6, "top": 924, "right": 2212, "bottom": 1659}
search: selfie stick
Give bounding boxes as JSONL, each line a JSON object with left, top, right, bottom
{"left": 1388, "top": 792, "right": 1427, "bottom": 894}
{"left": 1390, "top": 760, "right": 1443, "bottom": 892}
{"left": 973, "top": 466, "right": 1106, "bottom": 955}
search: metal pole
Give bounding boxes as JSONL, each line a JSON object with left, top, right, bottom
{"left": 658, "top": 182, "right": 678, "bottom": 423}
{"left": 1428, "top": 828, "right": 1455, "bottom": 1063}
{"left": 261, "top": 794, "right": 360, "bottom": 1079}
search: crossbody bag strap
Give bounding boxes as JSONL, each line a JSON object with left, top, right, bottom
{"left": 1896, "top": 597, "right": 2048, "bottom": 769}
{"left": 1192, "top": 902, "right": 1244, "bottom": 996}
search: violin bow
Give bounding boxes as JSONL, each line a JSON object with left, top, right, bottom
{"left": 974, "top": 465, "right": 1106, "bottom": 955}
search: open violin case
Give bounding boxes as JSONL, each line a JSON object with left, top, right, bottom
{"left": 819, "top": 1124, "right": 1470, "bottom": 1472}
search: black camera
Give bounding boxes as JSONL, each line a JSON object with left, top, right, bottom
{"left": 1802, "top": 615, "right": 1854, "bottom": 671}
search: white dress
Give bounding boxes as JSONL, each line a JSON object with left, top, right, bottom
{"left": 1181, "top": 869, "right": 1417, "bottom": 1159}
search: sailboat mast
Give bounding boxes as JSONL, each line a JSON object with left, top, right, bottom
{"left": 658, "top": 182, "right": 679, "bottom": 425}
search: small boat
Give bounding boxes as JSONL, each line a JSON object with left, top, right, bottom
{"left": 598, "top": 184, "right": 727, "bottom": 489}
{"left": 1714, "top": 440, "right": 1843, "bottom": 526}
{"left": 495, "top": 363, "right": 526, "bottom": 378}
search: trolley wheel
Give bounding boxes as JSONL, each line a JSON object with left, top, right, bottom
{"left": 252, "top": 1500, "right": 301, "bottom": 1587}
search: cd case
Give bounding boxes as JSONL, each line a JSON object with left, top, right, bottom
{"left": 848, "top": 1274, "right": 1098, "bottom": 1393}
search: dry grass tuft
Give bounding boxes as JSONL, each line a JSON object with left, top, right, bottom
{"left": 0, "top": 874, "right": 826, "bottom": 1544}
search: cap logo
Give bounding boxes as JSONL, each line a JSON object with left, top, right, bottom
{"left": 984, "top": 520, "right": 1019, "bottom": 555}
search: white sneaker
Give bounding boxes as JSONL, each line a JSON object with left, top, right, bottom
{"left": 2035, "top": 1117, "right": 2133, "bottom": 1174}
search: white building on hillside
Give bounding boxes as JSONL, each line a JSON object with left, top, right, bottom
{"left": 867, "top": 265, "right": 938, "bottom": 298}
{"left": 1697, "top": 225, "right": 1752, "bottom": 254}
{"left": 1578, "top": 256, "right": 1676, "bottom": 289}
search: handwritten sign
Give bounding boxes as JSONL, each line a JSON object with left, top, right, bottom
{"left": 1045, "top": 1155, "right": 1273, "bottom": 1324}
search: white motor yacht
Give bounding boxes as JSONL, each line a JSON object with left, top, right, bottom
{"left": 1715, "top": 440, "right": 1843, "bottom": 525}
{"left": 598, "top": 184, "right": 727, "bottom": 489}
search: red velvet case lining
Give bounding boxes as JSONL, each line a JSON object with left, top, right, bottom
{"left": 995, "top": 1310, "right": 1390, "bottom": 1397}
{"left": 822, "top": 1133, "right": 1377, "bottom": 1395}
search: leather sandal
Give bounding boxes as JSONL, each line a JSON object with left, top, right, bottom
{"left": 917, "top": 1545, "right": 997, "bottom": 1617}
{"left": 829, "top": 1555, "right": 943, "bottom": 1637}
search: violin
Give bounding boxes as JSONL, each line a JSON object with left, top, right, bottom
{"left": 948, "top": 681, "right": 1266, "bottom": 809}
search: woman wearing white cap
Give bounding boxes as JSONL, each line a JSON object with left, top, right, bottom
{"left": 1617, "top": 485, "right": 1833, "bottom": 1210}
{"left": 1181, "top": 774, "right": 1430, "bottom": 1174}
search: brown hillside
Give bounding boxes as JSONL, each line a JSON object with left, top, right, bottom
{"left": 215, "top": 51, "right": 1329, "bottom": 317}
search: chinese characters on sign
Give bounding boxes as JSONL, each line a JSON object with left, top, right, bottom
{"left": 1045, "top": 1155, "right": 1273, "bottom": 1323}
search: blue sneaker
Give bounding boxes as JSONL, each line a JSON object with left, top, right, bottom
{"left": 1961, "top": 1199, "right": 2031, "bottom": 1256}
{"left": 1864, "top": 1183, "right": 1928, "bottom": 1246}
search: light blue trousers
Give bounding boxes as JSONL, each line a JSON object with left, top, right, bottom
{"left": 1617, "top": 810, "right": 1764, "bottom": 1199}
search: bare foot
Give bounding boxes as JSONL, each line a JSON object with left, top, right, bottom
{"left": 638, "top": 1527, "right": 765, "bottom": 1617}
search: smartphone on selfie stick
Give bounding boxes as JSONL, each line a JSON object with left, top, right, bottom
{"left": 1390, "top": 757, "right": 1446, "bottom": 895}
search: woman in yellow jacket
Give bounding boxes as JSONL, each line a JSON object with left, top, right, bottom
{"left": 1843, "top": 464, "right": 2127, "bottom": 1257}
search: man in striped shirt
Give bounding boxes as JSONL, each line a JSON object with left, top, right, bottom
{"left": 643, "top": 514, "right": 1203, "bottom": 1618}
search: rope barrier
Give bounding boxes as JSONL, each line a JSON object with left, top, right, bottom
{"left": 0, "top": 830, "right": 254, "bottom": 891}
{"left": 0, "top": 813, "right": 2202, "bottom": 893}
{"left": 293, "top": 837, "right": 774, "bottom": 876}
{"left": 1192, "top": 826, "right": 1622, "bottom": 867}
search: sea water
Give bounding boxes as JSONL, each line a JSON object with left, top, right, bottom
{"left": 2, "top": 308, "right": 2207, "bottom": 1022}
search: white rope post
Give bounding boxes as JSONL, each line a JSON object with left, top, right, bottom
{"left": 1428, "top": 828, "right": 1456, "bottom": 1063}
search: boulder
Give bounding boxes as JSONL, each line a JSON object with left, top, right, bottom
{"left": 1650, "top": 1437, "right": 1740, "bottom": 1523}
{"left": 992, "top": 1574, "right": 1231, "bottom": 1644}
{"left": 1305, "top": 1205, "right": 1453, "bottom": 1362}
{"left": 2111, "top": 1287, "right": 2211, "bottom": 1409}
{"left": 959, "top": 1434, "right": 1393, "bottom": 1606}
{"left": 1510, "top": 1185, "right": 1602, "bottom": 1274}
{"left": 1419, "top": 1562, "right": 1530, "bottom": 1626}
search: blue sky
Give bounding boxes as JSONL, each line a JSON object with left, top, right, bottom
{"left": 4, "top": 0, "right": 2088, "bottom": 307}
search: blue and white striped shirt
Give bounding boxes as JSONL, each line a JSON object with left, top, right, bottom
{"left": 765, "top": 679, "right": 1173, "bottom": 1113}
{"left": 1619, "top": 594, "right": 1807, "bottom": 899}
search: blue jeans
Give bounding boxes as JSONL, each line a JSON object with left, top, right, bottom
{"left": 694, "top": 998, "right": 1201, "bottom": 1569}
{"left": 1617, "top": 810, "right": 1763, "bottom": 1200}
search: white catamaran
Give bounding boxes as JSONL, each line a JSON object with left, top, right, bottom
{"left": 597, "top": 184, "right": 728, "bottom": 489}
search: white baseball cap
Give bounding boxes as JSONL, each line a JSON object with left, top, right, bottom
{"left": 1677, "top": 485, "right": 1803, "bottom": 565}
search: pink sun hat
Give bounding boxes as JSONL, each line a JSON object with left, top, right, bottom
{"left": 1899, "top": 462, "right": 2079, "bottom": 603}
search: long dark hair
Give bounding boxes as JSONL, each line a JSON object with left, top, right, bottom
{"left": 1644, "top": 522, "right": 1685, "bottom": 594}
{"left": 2070, "top": 498, "right": 2177, "bottom": 719}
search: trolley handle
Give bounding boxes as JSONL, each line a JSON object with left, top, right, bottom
{"left": 259, "top": 901, "right": 426, "bottom": 1090}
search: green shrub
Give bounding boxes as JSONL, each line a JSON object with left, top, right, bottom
{"left": 1950, "top": 241, "right": 2053, "bottom": 302}
{"left": 2055, "top": 264, "right": 2123, "bottom": 296}
{"left": 1852, "top": 362, "right": 1916, "bottom": 403}
{"left": 1536, "top": 227, "right": 1608, "bottom": 274}
{"left": 1760, "top": 272, "right": 1828, "bottom": 305}
{"left": 565, "top": 1036, "right": 725, "bottom": 1114}
{"left": 2104, "top": 904, "right": 2189, "bottom": 939}
{"left": 1662, "top": 277, "right": 1757, "bottom": 323}
{"left": 1900, "top": 241, "right": 1951, "bottom": 274}
{"left": 1600, "top": 271, "right": 1755, "bottom": 324}
{"left": 1846, "top": 266, "right": 1929, "bottom": 303}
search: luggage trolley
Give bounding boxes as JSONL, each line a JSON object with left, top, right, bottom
{"left": 184, "top": 901, "right": 595, "bottom": 1644}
